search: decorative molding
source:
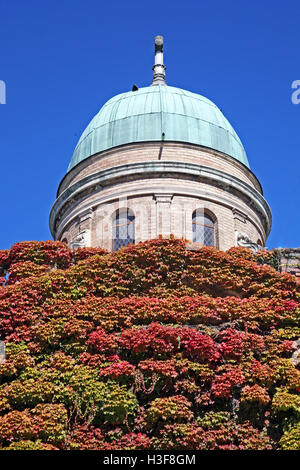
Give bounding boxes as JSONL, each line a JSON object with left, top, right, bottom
{"left": 54, "top": 184, "right": 266, "bottom": 243}
{"left": 49, "top": 161, "right": 272, "bottom": 239}
{"left": 154, "top": 193, "right": 173, "bottom": 204}
{"left": 232, "top": 208, "right": 248, "bottom": 224}
{"left": 57, "top": 142, "right": 262, "bottom": 197}
{"left": 235, "top": 231, "right": 263, "bottom": 252}
{"left": 70, "top": 229, "right": 91, "bottom": 249}
{"left": 78, "top": 208, "right": 93, "bottom": 223}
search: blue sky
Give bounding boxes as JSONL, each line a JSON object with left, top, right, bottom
{"left": 0, "top": 0, "right": 299, "bottom": 250}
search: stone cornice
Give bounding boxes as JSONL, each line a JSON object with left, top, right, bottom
{"left": 55, "top": 186, "right": 266, "bottom": 243}
{"left": 49, "top": 161, "right": 272, "bottom": 238}
{"left": 57, "top": 141, "right": 263, "bottom": 196}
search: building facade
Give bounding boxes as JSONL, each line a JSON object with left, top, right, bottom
{"left": 50, "top": 37, "right": 272, "bottom": 252}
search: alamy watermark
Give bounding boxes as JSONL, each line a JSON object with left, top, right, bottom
{"left": 90, "top": 196, "right": 210, "bottom": 251}
{"left": 0, "top": 341, "right": 5, "bottom": 364}
{"left": 0, "top": 80, "right": 6, "bottom": 104}
{"left": 291, "top": 80, "right": 300, "bottom": 104}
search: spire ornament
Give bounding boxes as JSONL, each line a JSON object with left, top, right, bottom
{"left": 151, "top": 35, "right": 166, "bottom": 85}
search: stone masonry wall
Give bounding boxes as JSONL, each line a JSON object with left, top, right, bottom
{"left": 53, "top": 142, "right": 270, "bottom": 252}
{"left": 57, "top": 177, "right": 266, "bottom": 252}
{"left": 58, "top": 142, "right": 262, "bottom": 195}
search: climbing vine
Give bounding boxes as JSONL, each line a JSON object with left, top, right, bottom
{"left": 0, "top": 239, "right": 299, "bottom": 450}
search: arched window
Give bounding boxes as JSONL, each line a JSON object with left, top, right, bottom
{"left": 192, "top": 210, "right": 215, "bottom": 246}
{"left": 112, "top": 208, "right": 135, "bottom": 251}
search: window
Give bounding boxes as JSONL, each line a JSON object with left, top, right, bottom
{"left": 112, "top": 208, "right": 135, "bottom": 251}
{"left": 192, "top": 210, "right": 215, "bottom": 246}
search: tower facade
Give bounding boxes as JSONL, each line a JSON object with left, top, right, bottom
{"left": 50, "top": 37, "right": 271, "bottom": 252}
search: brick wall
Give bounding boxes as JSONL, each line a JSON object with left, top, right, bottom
{"left": 277, "top": 248, "right": 300, "bottom": 277}
{"left": 57, "top": 177, "right": 266, "bottom": 252}
{"left": 58, "top": 142, "right": 262, "bottom": 195}
{"left": 53, "top": 142, "right": 269, "bottom": 252}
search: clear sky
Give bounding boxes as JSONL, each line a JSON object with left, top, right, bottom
{"left": 0, "top": 0, "right": 299, "bottom": 250}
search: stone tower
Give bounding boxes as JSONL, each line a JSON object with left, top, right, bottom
{"left": 50, "top": 36, "right": 271, "bottom": 252}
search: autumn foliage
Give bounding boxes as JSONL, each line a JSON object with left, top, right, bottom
{"left": 0, "top": 238, "right": 299, "bottom": 450}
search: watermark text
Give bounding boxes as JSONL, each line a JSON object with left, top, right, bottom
{"left": 291, "top": 80, "right": 300, "bottom": 104}
{"left": 0, "top": 80, "right": 6, "bottom": 104}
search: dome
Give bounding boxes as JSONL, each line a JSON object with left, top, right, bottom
{"left": 68, "top": 85, "right": 249, "bottom": 171}
{"left": 51, "top": 37, "right": 271, "bottom": 256}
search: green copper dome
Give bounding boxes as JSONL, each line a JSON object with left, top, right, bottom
{"left": 68, "top": 85, "right": 249, "bottom": 171}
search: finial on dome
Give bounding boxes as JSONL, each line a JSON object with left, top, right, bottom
{"left": 151, "top": 35, "right": 166, "bottom": 86}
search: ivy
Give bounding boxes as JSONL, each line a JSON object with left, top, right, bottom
{"left": 0, "top": 238, "right": 299, "bottom": 449}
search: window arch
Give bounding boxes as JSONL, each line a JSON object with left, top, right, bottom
{"left": 192, "top": 210, "right": 215, "bottom": 246}
{"left": 112, "top": 208, "right": 135, "bottom": 251}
